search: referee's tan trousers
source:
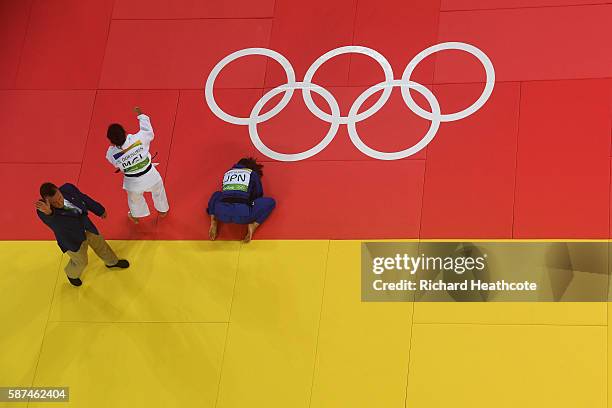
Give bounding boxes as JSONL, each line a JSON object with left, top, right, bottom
{"left": 64, "top": 231, "right": 119, "bottom": 279}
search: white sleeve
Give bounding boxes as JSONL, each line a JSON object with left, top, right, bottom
{"left": 106, "top": 148, "right": 118, "bottom": 168}
{"left": 137, "top": 114, "right": 154, "bottom": 142}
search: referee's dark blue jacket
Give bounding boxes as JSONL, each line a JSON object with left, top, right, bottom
{"left": 36, "top": 183, "right": 106, "bottom": 253}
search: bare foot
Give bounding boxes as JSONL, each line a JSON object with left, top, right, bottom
{"left": 209, "top": 217, "right": 218, "bottom": 241}
{"left": 158, "top": 211, "right": 168, "bottom": 218}
{"left": 128, "top": 211, "right": 139, "bottom": 224}
{"left": 243, "top": 222, "right": 260, "bottom": 243}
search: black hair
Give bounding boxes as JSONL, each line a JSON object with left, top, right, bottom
{"left": 237, "top": 157, "right": 264, "bottom": 177}
{"left": 107, "top": 123, "right": 127, "bottom": 146}
{"left": 40, "top": 182, "right": 58, "bottom": 199}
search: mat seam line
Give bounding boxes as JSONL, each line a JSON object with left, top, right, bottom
{"left": 76, "top": 90, "right": 99, "bottom": 185}
{"left": 403, "top": 301, "right": 417, "bottom": 407}
{"left": 307, "top": 239, "right": 331, "bottom": 408}
{"left": 2, "top": 77, "right": 610, "bottom": 91}
{"left": 0, "top": 162, "right": 84, "bottom": 165}
{"left": 46, "top": 321, "right": 231, "bottom": 324}
{"left": 213, "top": 242, "right": 243, "bottom": 408}
{"left": 416, "top": 0, "right": 446, "bottom": 241}
{"left": 608, "top": 149, "right": 611, "bottom": 238}
{"left": 261, "top": 0, "right": 277, "bottom": 89}
{"left": 8, "top": 238, "right": 612, "bottom": 242}
{"left": 153, "top": 90, "right": 182, "bottom": 237}
{"left": 606, "top": 147, "right": 612, "bottom": 406}
{"left": 27, "top": 253, "right": 63, "bottom": 407}
{"left": 430, "top": 0, "right": 442, "bottom": 86}
{"left": 13, "top": 0, "right": 36, "bottom": 88}
{"left": 93, "top": 0, "right": 117, "bottom": 90}
{"left": 346, "top": 0, "right": 360, "bottom": 85}
{"left": 440, "top": 2, "right": 612, "bottom": 12}
{"left": 0, "top": 159, "right": 427, "bottom": 165}
{"left": 416, "top": 109, "right": 429, "bottom": 238}
{"left": 412, "top": 322, "right": 607, "bottom": 326}
{"left": 511, "top": 82, "right": 522, "bottom": 238}
{"left": 111, "top": 16, "right": 275, "bottom": 21}
{"left": 161, "top": 90, "right": 182, "bottom": 177}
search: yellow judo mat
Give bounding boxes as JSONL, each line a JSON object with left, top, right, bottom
{"left": 0, "top": 240, "right": 607, "bottom": 407}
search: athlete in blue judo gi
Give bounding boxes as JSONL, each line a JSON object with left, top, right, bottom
{"left": 207, "top": 157, "right": 276, "bottom": 242}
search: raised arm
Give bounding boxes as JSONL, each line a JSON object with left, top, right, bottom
{"left": 35, "top": 198, "right": 55, "bottom": 221}
{"left": 134, "top": 106, "right": 154, "bottom": 140}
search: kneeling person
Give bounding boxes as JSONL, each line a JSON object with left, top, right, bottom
{"left": 207, "top": 157, "right": 275, "bottom": 243}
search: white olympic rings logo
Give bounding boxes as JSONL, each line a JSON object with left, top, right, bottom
{"left": 205, "top": 42, "right": 495, "bottom": 161}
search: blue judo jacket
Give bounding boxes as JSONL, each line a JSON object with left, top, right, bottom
{"left": 220, "top": 163, "right": 263, "bottom": 202}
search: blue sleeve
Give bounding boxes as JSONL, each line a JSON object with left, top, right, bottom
{"left": 37, "top": 209, "right": 57, "bottom": 229}
{"left": 67, "top": 184, "right": 106, "bottom": 216}
{"left": 249, "top": 173, "right": 264, "bottom": 200}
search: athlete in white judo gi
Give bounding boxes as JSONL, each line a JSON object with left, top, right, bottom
{"left": 106, "top": 107, "right": 169, "bottom": 223}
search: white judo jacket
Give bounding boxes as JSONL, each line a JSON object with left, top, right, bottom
{"left": 105, "top": 114, "right": 162, "bottom": 192}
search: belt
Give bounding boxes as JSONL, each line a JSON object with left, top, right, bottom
{"left": 124, "top": 163, "right": 152, "bottom": 178}
{"left": 221, "top": 197, "right": 251, "bottom": 205}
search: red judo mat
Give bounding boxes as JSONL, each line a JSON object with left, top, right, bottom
{"left": 0, "top": 0, "right": 610, "bottom": 240}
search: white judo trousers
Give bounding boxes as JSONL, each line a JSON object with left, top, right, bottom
{"left": 126, "top": 178, "right": 169, "bottom": 217}
{"left": 106, "top": 114, "right": 170, "bottom": 218}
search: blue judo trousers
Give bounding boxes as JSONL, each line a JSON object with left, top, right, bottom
{"left": 206, "top": 163, "right": 275, "bottom": 225}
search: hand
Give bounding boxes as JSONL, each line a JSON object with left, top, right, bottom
{"left": 133, "top": 106, "right": 142, "bottom": 115}
{"left": 35, "top": 198, "right": 52, "bottom": 215}
{"left": 101, "top": 211, "right": 108, "bottom": 219}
